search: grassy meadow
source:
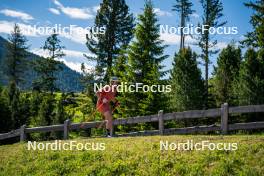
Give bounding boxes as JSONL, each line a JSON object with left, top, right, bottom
{"left": 0, "top": 135, "right": 264, "bottom": 176}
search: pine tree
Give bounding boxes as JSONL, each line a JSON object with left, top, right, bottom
{"left": 19, "top": 92, "right": 31, "bottom": 126}
{"left": 0, "top": 87, "right": 12, "bottom": 132}
{"left": 34, "top": 94, "right": 55, "bottom": 140}
{"left": 39, "top": 94, "right": 55, "bottom": 126}
{"left": 52, "top": 93, "right": 68, "bottom": 139}
{"left": 5, "top": 24, "right": 28, "bottom": 86}
{"left": 7, "top": 81, "right": 20, "bottom": 128}
{"left": 86, "top": 0, "right": 134, "bottom": 82}
{"left": 212, "top": 44, "right": 241, "bottom": 106}
{"left": 119, "top": 0, "right": 168, "bottom": 117}
{"left": 33, "top": 31, "right": 65, "bottom": 92}
{"left": 172, "top": 0, "right": 194, "bottom": 49}
{"left": 170, "top": 47, "right": 204, "bottom": 111}
{"left": 235, "top": 48, "right": 264, "bottom": 105}
{"left": 54, "top": 93, "right": 67, "bottom": 124}
{"left": 29, "top": 91, "right": 43, "bottom": 125}
{"left": 4, "top": 24, "right": 29, "bottom": 130}
{"left": 242, "top": 0, "right": 264, "bottom": 48}
{"left": 234, "top": 48, "right": 264, "bottom": 123}
{"left": 198, "top": 0, "right": 227, "bottom": 108}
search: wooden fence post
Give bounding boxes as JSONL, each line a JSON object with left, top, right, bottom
{"left": 20, "top": 125, "right": 26, "bottom": 142}
{"left": 64, "top": 119, "right": 70, "bottom": 140}
{"left": 221, "top": 103, "right": 229, "bottom": 134}
{"left": 158, "top": 110, "right": 164, "bottom": 135}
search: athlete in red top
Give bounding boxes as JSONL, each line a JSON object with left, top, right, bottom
{"left": 96, "top": 77, "right": 119, "bottom": 137}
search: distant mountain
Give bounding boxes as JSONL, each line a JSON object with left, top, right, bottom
{"left": 0, "top": 36, "right": 84, "bottom": 92}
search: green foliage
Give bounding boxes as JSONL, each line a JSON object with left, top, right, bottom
{"left": 242, "top": 0, "right": 264, "bottom": 48}
{"left": 0, "top": 82, "right": 31, "bottom": 132}
{"left": 170, "top": 47, "right": 204, "bottom": 111}
{"left": 234, "top": 48, "right": 264, "bottom": 106}
{"left": 29, "top": 93, "right": 55, "bottom": 140}
{"left": 33, "top": 32, "right": 65, "bottom": 92}
{"left": 212, "top": 44, "right": 241, "bottom": 106}
{"left": 0, "top": 86, "right": 12, "bottom": 132}
{"left": 7, "top": 81, "right": 22, "bottom": 129}
{"left": 86, "top": 0, "right": 134, "bottom": 82}
{"left": 54, "top": 93, "right": 68, "bottom": 124}
{"left": 50, "top": 93, "right": 69, "bottom": 139}
{"left": 38, "top": 94, "right": 55, "bottom": 126}
{"left": 19, "top": 92, "right": 31, "bottom": 126}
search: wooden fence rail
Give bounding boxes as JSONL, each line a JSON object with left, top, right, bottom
{"left": 0, "top": 103, "right": 264, "bottom": 142}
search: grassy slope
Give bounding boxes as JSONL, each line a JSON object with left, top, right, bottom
{"left": 0, "top": 135, "right": 264, "bottom": 176}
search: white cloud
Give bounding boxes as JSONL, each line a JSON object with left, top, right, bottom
{"left": 59, "top": 59, "right": 94, "bottom": 73}
{"left": 154, "top": 8, "right": 172, "bottom": 17}
{"left": 191, "top": 13, "right": 199, "bottom": 19}
{"left": 63, "top": 49, "right": 94, "bottom": 58}
{"left": 0, "top": 21, "right": 38, "bottom": 36}
{"left": 48, "top": 8, "right": 60, "bottom": 15}
{"left": 0, "top": 9, "right": 34, "bottom": 21}
{"left": 53, "top": 0, "right": 94, "bottom": 19}
{"left": 60, "top": 26, "right": 88, "bottom": 44}
{"left": 160, "top": 32, "right": 196, "bottom": 45}
{"left": 213, "top": 42, "right": 228, "bottom": 50}
{"left": 0, "top": 20, "right": 90, "bottom": 44}
{"left": 30, "top": 48, "right": 95, "bottom": 73}
{"left": 54, "top": 0, "right": 62, "bottom": 7}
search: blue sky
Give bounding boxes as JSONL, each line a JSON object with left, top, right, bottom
{"left": 0, "top": 0, "right": 254, "bottom": 77}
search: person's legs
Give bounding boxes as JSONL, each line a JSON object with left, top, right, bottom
{"left": 103, "top": 111, "right": 113, "bottom": 136}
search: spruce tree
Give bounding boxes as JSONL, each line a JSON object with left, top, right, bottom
{"left": 170, "top": 47, "right": 204, "bottom": 111}
{"left": 172, "top": 0, "right": 194, "bottom": 49}
{"left": 34, "top": 94, "right": 55, "bottom": 140}
{"left": 242, "top": 0, "right": 264, "bottom": 48}
{"left": 119, "top": 0, "right": 168, "bottom": 117}
{"left": 238, "top": 0, "right": 264, "bottom": 107}
{"left": 54, "top": 93, "right": 67, "bottom": 125}
{"left": 7, "top": 81, "right": 20, "bottom": 128}
{"left": 212, "top": 44, "right": 241, "bottom": 106}
{"left": 29, "top": 91, "right": 43, "bottom": 125}
{"left": 0, "top": 87, "right": 12, "bottom": 132}
{"left": 52, "top": 93, "right": 68, "bottom": 139}
{"left": 235, "top": 48, "right": 264, "bottom": 105}
{"left": 198, "top": 0, "right": 227, "bottom": 108}
{"left": 19, "top": 92, "right": 31, "bottom": 126}
{"left": 5, "top": 24, "right": 28, "bottom": 86}
{"left": 86, "top": 0, "right": 134, "bottom": 82}
{"left": 33, "top": 31, "right": 65, "bottom": 92}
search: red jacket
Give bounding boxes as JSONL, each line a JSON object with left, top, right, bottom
{"left": 96, "top": 85, "right": 117, "bottom": 113}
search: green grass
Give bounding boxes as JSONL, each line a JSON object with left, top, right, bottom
{"left": 0, "top": 135, "right": 264, "bottom": 176}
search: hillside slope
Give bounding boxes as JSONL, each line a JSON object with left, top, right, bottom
{"left": 0, "top": 36, "right": 83, "bottom": 92}
{"left": 0, "top": 135, "right": 263, "bottom": 175}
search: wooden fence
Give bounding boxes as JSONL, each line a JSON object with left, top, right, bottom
{"left": 0, "top": 103, "right": 264, "bottom": 142}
